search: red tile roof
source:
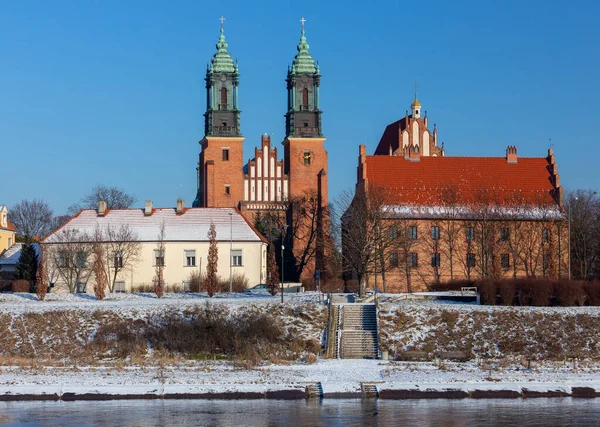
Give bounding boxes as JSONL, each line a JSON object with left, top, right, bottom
{"left": 365, "top": 155, "right": 557, "bottom": 206}
{"left": 5, "top": 220, "right": 16, "bottom": 232}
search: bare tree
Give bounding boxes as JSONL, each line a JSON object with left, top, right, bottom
{"left": 9, "top": 199, "right": 54, "bottom": 239}
{"left": 45, "top": 229, "right": 93, "bottom": 293}
{"left": 36, "top": 252, "right": 48, "bottom": 301}
{"left": 568, "top": 190, "right": 600, "bottom": 279}
{"left": 68, "top": 185, "right": 137, "bottom": 216}
{"left": 438, "top": 185, "right": 463, "bottom": 281}
{"left": 337, "top": 185, "right": 390, "bottom": 297}
{"left": 95, "top": 224, "right": 142, "bottom": 292}
{"left": 154, "top": 222, "right": 166, "bottom": 298}
{"left": 206, "top": 221, "right": 219, "bottom": 297}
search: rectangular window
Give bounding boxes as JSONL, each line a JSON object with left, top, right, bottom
{"left": 114, "top": 281, "right": 126, "bottom": 293}
{"left": 409, "top": 252, "right": 418, "bottom": 268}
{"left": 232, "top": 249, "right": 243, "bottom": 266}
{"left": 500, "top": 228, "right": 509, "bottom": 241}
{"left": 225, "top": 185, "right": 231, "bottom": 195}
{"left": 75, "top": 251, "right": 88, "bottom": 268}
{"left": 501, "top": 254, "right": 510, "bottom": 269}
{"left": 466, "top": 226, "right": 475, "bottom": 241}
{"left": 431, "top": 253, "right": 440, "bottom": 267}
{"left": 431, "top": 226, "right": 440, "bottom": 240}
{"left": 543, "top": 254, "right": 550, "bottom": 270}
{"left": 467, "top": 253, "right": 476, "bottom": 268}
{"left": 389, "top": 252, "right": 398, "bottom": 268}
{"left": 543, "top": 228, "right": 550, "bottom": 243}
{"left": 113, "top": 252, "right": 123, "bottom": 268}
{"left": 409, "top": 226, "right": 418, "bottom": 240}
{"left": 185, "top": 250, "right": 196, "bottom": 267}
{"left": 222, "top": 148, "right": 229, "bottom": 161}
{"left": 154, "top": 249, "right": 165, "bottom": 267}
{"left": 389, "top": 226, "right": 398, "bottom": 239}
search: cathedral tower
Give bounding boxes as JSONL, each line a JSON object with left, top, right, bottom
{"left": 194, "top": 19, "right": 245, "bottom": 208}
{"left": 282, "top": 18, "right": 329, "bottom": 281}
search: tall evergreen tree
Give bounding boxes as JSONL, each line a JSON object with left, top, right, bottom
{"left": 16, "top": 243, "right": 38, "bottom": 292}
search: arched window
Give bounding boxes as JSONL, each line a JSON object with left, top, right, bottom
{"left": 302, "top": 88, "right": 309, "bottom": 108}
{"left": 220, "top": 87, "right": 227, "bottom": 109}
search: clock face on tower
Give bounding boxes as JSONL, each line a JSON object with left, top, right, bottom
{"left": 299, "top": 150, "right": 314, "bottom": 166}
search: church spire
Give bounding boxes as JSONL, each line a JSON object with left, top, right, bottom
{"left": 203, "top": 17, "right": 241, "bottom": 138}
{"left": 291, "top": 17, "right": 317, "bottom": 75}
{"left": 411, "top": 83, "right": 422, "bottom": 119}
{"left": 285, "top": 18, "right": 322, "bottom": 138}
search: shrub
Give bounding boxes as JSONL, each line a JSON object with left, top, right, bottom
{"left": 555, "top": 280, "right": 586, "bottom": 306}
{"left": 528, "top": 280, "right": 553, "bottom": 306}
{"left": 188, "top": 270, "right": 202, "bottom": 293}
{"left": 12, "top": 280, "right": 30, "bottom": 293}
{"left": 218, "top": 272, "right": 248, "bottom": 293}
{"left": 479, "top": 280, "right": 497, "bottom": 305}
{"left": 428, "top": 279, "right": 477, "bottom": 292}
{"left": 497, "top": 280, "right": 516, "bottom": 306}
{"left": 0, "top": 280, "right": 12, "bottom": 292}
{"left": 584, "top": 281, "right": 600, "bottom": 306}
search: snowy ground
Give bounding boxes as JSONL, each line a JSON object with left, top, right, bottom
{"left": 0, "top": 291, "right": 324, "bottom": 314}
{"left": 1, "top": 359, "right": 600, "bottom": 398}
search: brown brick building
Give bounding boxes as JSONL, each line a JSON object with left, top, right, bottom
{"left": 193, "top": 20, "right": 328, "bottom": 282}
{"left": 344, "top": 97, "right": 567, "bottom": 293}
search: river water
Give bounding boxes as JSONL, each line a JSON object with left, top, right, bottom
{"left": 0, "top": 398, "right": 598, "bottom": 426}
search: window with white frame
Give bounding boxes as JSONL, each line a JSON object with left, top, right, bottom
{"left": 185, "top": 250, "right": 196, "bottom": 267}
{"left": 232, "top": 249, "right": 243, "bottom": 266}
{"left": 154, "top": 249, "right": 165, "bottom": 267}
{"left": 113, "top": 252, "right": 124, "bottom": 268}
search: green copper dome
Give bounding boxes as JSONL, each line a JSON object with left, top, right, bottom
{"left": 291, "top": 27, "right": 316, "bottom": 74}
{"left": 210, "top": 28, "right": 236, "bottom": 74}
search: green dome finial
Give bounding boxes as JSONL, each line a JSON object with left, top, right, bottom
{"left": 210, "top": 17, "right": 236, "bottom": 74}
{"left": 291, "top": 17, "right": 316, "bottom": 75}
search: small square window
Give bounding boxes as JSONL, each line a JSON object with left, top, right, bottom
{"left": 154, "top": 249, "right": 165, "bottom": 267}
{"left": 225, "top": 185, "right": 231, "bottom": 195}
{"left": 232, "top": 249, "right": 243, "bottom": 266}
{"left": 222, "top": 149, "right": 229, "bottom": 161}
{"left": 185, "top": 250, "right": 196, "bottom": 267}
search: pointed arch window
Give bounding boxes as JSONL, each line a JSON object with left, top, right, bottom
{"left": 220, "top": 87, "right": 228, "bottom": 110}
{"left": 302, "top": 87, "right": 309, "bottom": 110}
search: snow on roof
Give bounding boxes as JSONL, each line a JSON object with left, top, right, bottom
{"left": 0, "top": 243, "right": 40, "bottom": 266}
{"left": 43, "top": 208, "right": 266, "bottom": 243}
{"left": 382, "top": 204, "right": 564, "bottom": 220}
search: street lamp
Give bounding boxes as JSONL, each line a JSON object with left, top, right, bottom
{"left": 281, "top": 224, "right": 288, "bottom": 303}
{"left": 229, "top": 212, "right": 233, "bottom": 293}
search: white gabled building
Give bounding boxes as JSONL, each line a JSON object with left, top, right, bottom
{"left": 42, "top": 201, "right": 268, "bottom": 293}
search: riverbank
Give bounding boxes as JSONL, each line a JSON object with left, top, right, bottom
{"left": 2, "top": 359, "right": 600, "bottom": 401}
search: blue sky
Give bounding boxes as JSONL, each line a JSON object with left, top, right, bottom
{"left": 1, "top": 0, "right": 599, "bottom": 214}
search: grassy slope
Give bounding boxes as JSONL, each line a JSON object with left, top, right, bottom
{"left": 379, "top": 301, "right": 600, "bottom": 361}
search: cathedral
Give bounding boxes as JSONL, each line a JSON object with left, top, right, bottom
{"left": 192, "top": 19, "right": 328, "bottom": 283}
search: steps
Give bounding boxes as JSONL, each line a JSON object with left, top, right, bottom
{"left": 362, "top": 383, "right": 379, "bottom": 398}
{"left": 305, "top": 382, "right": 324, "bottom": 398}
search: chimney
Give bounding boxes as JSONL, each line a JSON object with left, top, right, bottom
{"left": 506, "top": 145, "right": 518, "bottom": 164}
{"left": 98, "top": 201, "right": 107, "bottom": 217}
{"left": 144, "top": 200, "right": 153, "bottom": 216}
{"left": 176, "top": 199, "right": 185, "bottom": 215}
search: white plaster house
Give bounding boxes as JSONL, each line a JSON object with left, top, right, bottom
{"left": 42, "top": 201, "right": 268, "bottom": 293}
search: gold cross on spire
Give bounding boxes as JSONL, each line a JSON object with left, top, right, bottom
{"left": 413, "top": 82, "right": 419, "bottom": 99}
{"left": 219, "top": 16, "right": 226, "bottom": 30}
{"left": 300, "top": 17, "right": 306, "bottom": 31}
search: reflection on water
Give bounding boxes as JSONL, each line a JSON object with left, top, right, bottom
{"left": 0, "top": 398, "right": 598, "bottom": 427}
